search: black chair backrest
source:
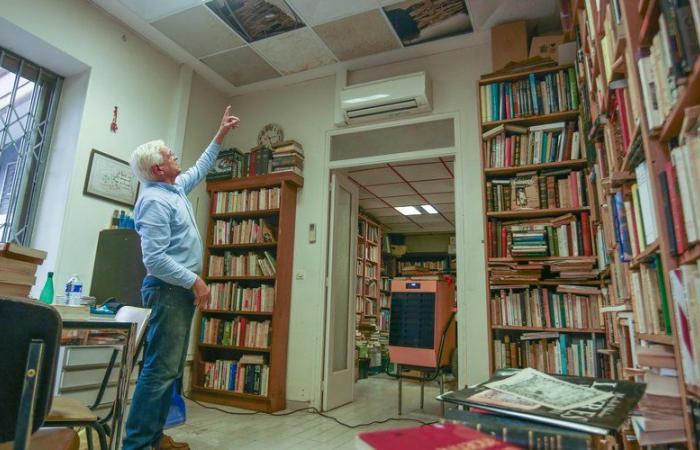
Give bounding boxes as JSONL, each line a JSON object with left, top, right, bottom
{"left": 0, "top": 297, "right": 61, "bottom": 443}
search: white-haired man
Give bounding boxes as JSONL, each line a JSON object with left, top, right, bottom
{"left": 123, "top": 107, "right": 240, "bottom": 450}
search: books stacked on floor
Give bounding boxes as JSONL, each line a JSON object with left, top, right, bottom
{"left": 483, "top": 121, "right": 582, "bottom": 168}
{"left": 205, "top": 283, "right": 274, "bottom": 312}
{"left": 207, "top": 251, "right": 276, "bottom": 277}
{"left": 441, "top": 368, "right": 646, "bottom": 449}
{"left": 0, "top": 243, "right": 46, "bottom": 297}
{"left": 489, "top": 285, "right": 603, "bottom": 329}
{"left": 488, "top": 214, "right": 593, "bottom": 258}
{"left": 632, "top": 371, "right": 687, "bottom": 446}
{"left": 210, "top": 187, "right": 280, "bottom": 214}
{"left": 480, "top": 67, "right": 579, "bottom": 123}
{"left": 200, "top": 316, "right": 271, "bottom": 349}
{"left": 212, "top": 218, "right": 276, "bottom": 245}
{"left": 200, "top": 355, "right": 269, "bottom": 396}
{"left": 486, "top": 170, "right": 588, "bottom": 212}
{"left": 271, "top": 140, "right": 304, "bottom": 176}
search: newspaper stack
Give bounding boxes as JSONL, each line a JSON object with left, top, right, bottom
{"left": 440, "top": 368, "right": 646, "bottom": 436}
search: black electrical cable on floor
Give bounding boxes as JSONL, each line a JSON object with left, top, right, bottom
{"left": 182, "top": 392, "right": 439, "bottom": 429}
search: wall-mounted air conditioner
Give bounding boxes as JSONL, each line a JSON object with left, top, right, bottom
{"left": 339, "top": 72, "right": 432, "bottom": 123}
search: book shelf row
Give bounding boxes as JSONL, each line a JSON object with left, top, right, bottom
{"left": 200, "top": 316, "right": 271, "bottom": 349}
{"left": 212, "top": 218, "right": 276, "bottom": 246}
{"left": 205, "top": 282, "right": 275, "bottom": 312}
{"left": 199, "top": 356, "right": 269, "bottom": 397}
{"left": 210, "top": 187, "right": 281, "bottom": 214}
{"left": 208, "top": 251, "right": 276, "bottom": 278}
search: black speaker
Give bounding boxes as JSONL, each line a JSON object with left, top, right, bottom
{"left": 90, "top": 229, "right": 146, "bottom": 307}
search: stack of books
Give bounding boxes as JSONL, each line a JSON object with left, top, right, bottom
{"left": 271, "top": 140, "right": 304, "bottom": 176}
{"left": 441, "top": 368, "right": 646, "bottom": 449}
{"left": 632, "top": 371, "right": 687, "bottom": 446}
{"left": 0, "top": 243, "right": 47, "bottom": 297}
{"left": 510, "top": 227, "right": 547, "bottom": 257}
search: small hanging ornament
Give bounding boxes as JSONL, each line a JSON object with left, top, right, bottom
{"left": 110, "top": 106, "right": 119, "bottom": 133}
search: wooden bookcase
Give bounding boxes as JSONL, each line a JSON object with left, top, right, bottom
{"left": 568, "top": 0, "right": 700, "bottom": 445}
{"left": 477, "top": 63, "right": 610, "bottom": 377}
{"left": 189, "top": 172, "right": 302, "bottom": 412}
{"left": 356, "top": 214, "right": 381, "bottom": 327}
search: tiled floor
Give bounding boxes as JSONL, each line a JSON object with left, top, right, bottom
{"left": 167, "top": 374, "right": 454, "bottom": 449}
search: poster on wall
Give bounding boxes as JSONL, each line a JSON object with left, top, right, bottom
{"left": 83, "top": 149, "right": 140, "bottom": 207}
{"left": 383, "top": 0, "right": 473, "bottom": 46}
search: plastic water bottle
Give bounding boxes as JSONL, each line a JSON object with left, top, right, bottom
{"left": 65, "top": 274, "right": 83, "bottom": 305}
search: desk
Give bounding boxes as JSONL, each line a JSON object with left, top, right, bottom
{"left": 59, "top": 318, "right": 136, "bottom": 450}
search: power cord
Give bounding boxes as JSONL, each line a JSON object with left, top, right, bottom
{"left": 182, "top": 391, "right": 439, "bottom": 429}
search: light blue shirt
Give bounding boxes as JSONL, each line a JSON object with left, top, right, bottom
{"left": 134, "top": 141, "right": 221, "bottom": 288}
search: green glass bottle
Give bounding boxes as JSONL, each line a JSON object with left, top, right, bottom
{"left": 39, "top": 272, "right": 54, "bottom": 305}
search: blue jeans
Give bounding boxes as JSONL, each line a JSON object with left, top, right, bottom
{"left": 123, "top": 276, "right": 195, "bottom": 450}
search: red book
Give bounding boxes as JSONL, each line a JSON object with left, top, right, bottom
{"left": 501, "top": 227, "right": 508, "bottom": 258}
{"left": 569, "top": 172, "right": 580, "bottom": 208}
{"left": 581, "top": 211, "right": 592, "bottom": 256}
{"left": 665, "top": 161, "right": 689, "bottom": 254}
{"left": 505, "top": 136, "right": 512, "bottom": 167}
{"left": 357, "top": 423, "right": 519, "bottom": 450}
{"left": 487, "top": 221, "right": 494, "bottom": 258}
{"left": 543, "top": 288, "right": 552, "bottom": 328}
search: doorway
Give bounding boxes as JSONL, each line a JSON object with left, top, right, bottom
{"left": 323, "top": 153, "right": 458, "bottom": 416}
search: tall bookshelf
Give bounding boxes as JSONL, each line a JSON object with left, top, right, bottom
{"left": 356, "top": 214, "right": 381, "bottom": 327}
{"left": 189, "top": 172, "right": 302, "bottom": 412}
{"left": 567, "top": 0, "right": 700, "bottom": 445}
{"left": 477, "top": 63, "right": 611, "bottom": 379}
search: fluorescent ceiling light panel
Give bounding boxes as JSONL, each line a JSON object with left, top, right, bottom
{"left": 421, "top": 204, "right": 438, "bottom": 214}
{"left": 395, "top": 206, "right": 421, "bottom": 216}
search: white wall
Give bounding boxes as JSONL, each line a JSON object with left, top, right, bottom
{"left": 0, "top": 0, "right": 218, "bottom": 298}
{"left": 218, "top": 43, "right": 492, "bottom": 405}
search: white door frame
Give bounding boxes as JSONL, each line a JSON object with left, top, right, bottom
{"left": 315, "top": 111, "right": 469, "bottom": 408}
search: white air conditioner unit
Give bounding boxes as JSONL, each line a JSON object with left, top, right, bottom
{"left": 339, "top": 72, "right": 432, "bottom": 123}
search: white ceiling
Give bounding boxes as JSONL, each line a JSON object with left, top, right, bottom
{"left": 90, "top": 0, "right": 560, "bottom": 95}
{"left": 339, "top": 156, "right": 455, "bottom": 234}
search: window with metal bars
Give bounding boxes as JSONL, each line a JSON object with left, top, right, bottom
{"left": 0, "top": 48, "right": 62, "bottom": 245}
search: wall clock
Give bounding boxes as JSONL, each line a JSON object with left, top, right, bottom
{"left": 258, "top": 123, "right": 284, "bottom": 148}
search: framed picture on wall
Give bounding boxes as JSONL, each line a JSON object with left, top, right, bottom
{"left": 83, "top": 149, "right": 140, "bottom": 207}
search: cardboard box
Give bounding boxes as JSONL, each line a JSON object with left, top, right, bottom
{"left": 529, "top": 34, "right": 565, "bottom": 61}
{"left": 557, "top": 41, "right": 577, "bottom": 65}
{"left": 491, "top": 21, "right": 528, "bottom": 71}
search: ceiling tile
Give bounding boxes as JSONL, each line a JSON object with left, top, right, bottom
{"left": 252, "top": 28, "right": 336, "bottom": 75}
{"left": 367, "top": 183, "right": 415, "bottom": 197}
{"left": 152, "top": 6, "right": 245, "bottom": 58}
{"left": 434, "top": 203, "right": 454, "bottom": 213}
{"left": 201, "top": 46, "right": 280, "bottom": 86}
{"left": 313, "top": 10, "right": 401, "bottom": 61}
{"left": 359, "top": 198, "right": 387, "bottom": 209}
{"left": 384, "top": 195, "right": 423, "bottom": 207}
{"left": 378, "top": 215, "right": 411, "bottom": 224}
{"left": 411, "top": 214, "right": 446, "bottom": 224}
{"left": 444, "top": 212, "right": 456, "bottom": 221}
{"left": 206, "top": 0, "right": 305, "bottom": 43}
{"left": 359, "top": 188, "right": 375, "bottom": 199}
{"left": 366, "top": 207, "right": 402, "bottom": 217}
{"left": 288, "top": 0, "right": 380, "bottom": 26}
{"left": 120, "top": 0, "right": 202, "bottom": 21}
{"left": 383, "top": 0, "right": 473, "bottom": 47}
{"left": 412, "top": 179, "right": 454, "bottom": 194}
{"left": 393, "top": 162, "right": 451, "bottom": 182}
{"left": 423, "top": 192, "right": 454, "bottom": 204}
{"left": 348, "top": 168, "right": 403, "bottom": 186}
